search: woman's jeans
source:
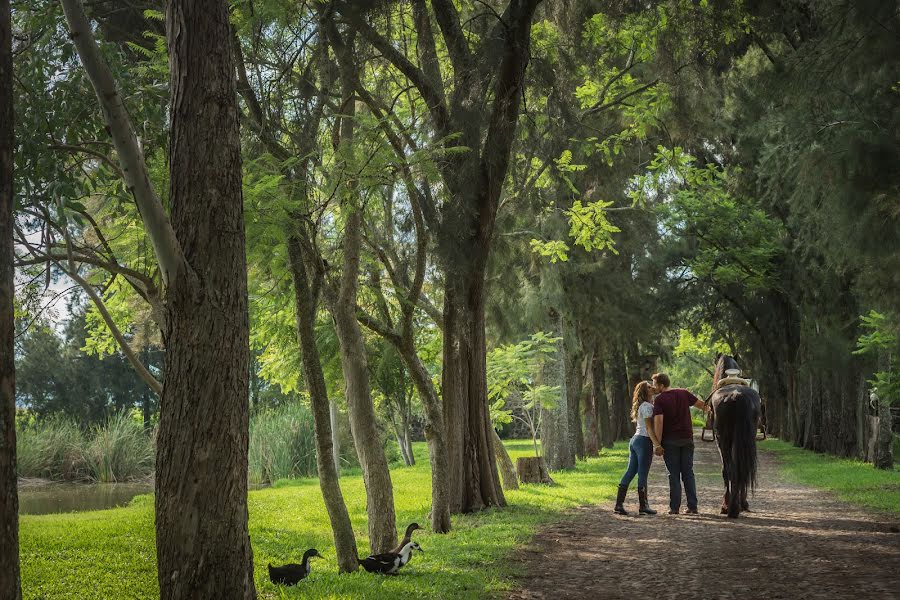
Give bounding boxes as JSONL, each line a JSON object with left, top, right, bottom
{"left": 619, "top": 435, "right": 653, "bottom": 489}
{"left": 662, "top": 439, "right": 698, "bottom": 512}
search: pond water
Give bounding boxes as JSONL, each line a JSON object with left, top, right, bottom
{"left": 18, "top": 481, "right": 271, "bottom": 515}
{"left": 18, "top": 482, "right": 153, "bottom": 516}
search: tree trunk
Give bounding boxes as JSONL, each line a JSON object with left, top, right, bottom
{"left": 626, "top": 341, "right": 643, "bottom": 397}
{"left": 330, "top": 399, "right": 341, "bottom": 476}
{"left": 873, "top": 350, "right": 894, "bottom": 470}
{"left": 583, "top": 347, "right": 599, "bottom": 457}
{"left": 399, "top": 338, "right": 452, "bottom": 532}
{"left": 541, "top": 312, "right": 574, "bottom": 471}
{"left": 0, "top": 0, "right": 21, "bottom": 594}
{"left": 492, "top": 428, "right": 519, "bottom": 491}
{"left": 607, "top": 347, "right": 630, "bottom": 441}
{"left": 400, "top": 408, "right": 415, "bottom": 467}
{"left": 442, "top": 282, "right": 506, "bottom": 513}
{"left": 593, "top": 348, "right": 613, "bottom": 448}
{"left": 391, "top": 414, "right": 413, "bottom": 467}
{"left": 288, "top": 237, "right": 358, "bottom": 572}
{"left": 141, "top": 391, "right": 151, "bottom": 430}
{"left": 565, "top": 329, "right": 585, "bottom": 460}
{"left": 516, "top": 457, "right": 552, "bottom": 484}
{"left": 328, "top": 55, "right": 397, "bottom": 553}
{"left": 155, "top": 2, "right": 254, "bottom": 597}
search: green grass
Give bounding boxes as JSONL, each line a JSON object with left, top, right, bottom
{"left": 20, "top": 440, "right": 629, "bottom": 600}
{"left": 762, "top": 438, "right": 900, "bottom": 516}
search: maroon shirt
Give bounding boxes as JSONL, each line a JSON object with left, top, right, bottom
{"left": 652, "top": 388, "right": 700, "bottom": 443}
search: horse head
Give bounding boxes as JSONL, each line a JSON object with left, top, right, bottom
{"left": 712, "top": 354, "right": 740, "bottom": 390}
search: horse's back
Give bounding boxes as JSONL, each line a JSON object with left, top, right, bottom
{"left": 713, "top": 384, "right": 761, "bottom": 406}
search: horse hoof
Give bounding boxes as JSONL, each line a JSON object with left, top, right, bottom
{"left": 727, "top": 511, "right": 740, "bottom": 519}
{"left": 720, "top": 507, "right": 728, "bottom": 515}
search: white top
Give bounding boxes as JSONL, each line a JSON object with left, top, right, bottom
{"left": 634, "top": 401, "right": 654, "bottom": 437}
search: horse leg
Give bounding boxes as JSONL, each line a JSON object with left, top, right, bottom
{"left": 721, "top": 464, "right": 730, "bottom": 515}
{"left": 717, "top": 437, "right": 730, "bottom": 515}
{"left": 740, "top": 486, "right": 750, "bottom": 512}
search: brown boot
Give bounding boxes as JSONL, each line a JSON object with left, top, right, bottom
{"left": 638, "top": 487, "right": 657, "bottom": 515}
{"left": 614, "top": 484, "right": 629, "bottom": 515}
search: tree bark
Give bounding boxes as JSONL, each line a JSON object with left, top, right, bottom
{"left": 399, "top": 338, "right": 452, "bottom": 532}
{"left": 443, "top": 282, "right": 507, "bottom": 511}
{"left": 873, "top": 349, "right": 894, "bottom": 470}
{"left": 607, "top": 347, "right": 630, "bottom": 441}
{"left": 583, "top": 348, "right": 599, "bottom": 457}
{"left": 516, "top": 457, "right": 552, "bottom": 484}
{"left": 0, "top": 0, "right": 21, "bottom": 595}
{"left": 288, "top": 236, "right": 358, "bottom": 572}
{"left": 540, "top": 312, "right": 574, "bottom": 471}
{"left": 400, "top": 406, "right": 415, "bottom": 466}
{"left": 142, "top": 391, "right": 151, "bottom": 430}
{"left": 592, "top": 347, "right": 613, "bottom": 448}
{"left": 330, "top": 399, "right": 342, "bottom": 476}
{"left": 153, "top": 2, "right": 255, "bottom": 597}
{"left": 565, "top": 327, "right": 585, "bottom": 460}
{"left": 492, "top": 428, "right": 519, "bottom": 491}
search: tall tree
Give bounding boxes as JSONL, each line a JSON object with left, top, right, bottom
{"left": 232, "top": 7, "right": 361, "bottom": 568}
{"left": 0, "top": 0, "right": 22, "bottom": 596}
{"left": 60, "top": 0, "right": 256, "bottom": 595}
{"left": 155, "top": 0, "right": 255, "bottom": 595}
{"left": 342, "top": 0, "right": 543, "bottom": 513}
{"left": 324, "top": 20, "right": 397, "bottom": 553}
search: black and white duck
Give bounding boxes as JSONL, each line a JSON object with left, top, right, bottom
{"left": 390, "top": 522, "right": 423, "bottom": 554}
{"left": 267, "top": 548, "right": 322, "bottom": 586}
{"left": 358, "top": 541, "right": 423, "bottom": 575}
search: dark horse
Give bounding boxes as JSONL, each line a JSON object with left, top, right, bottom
{"left": 710, "top": 354, "right": 761, "bottom": 518}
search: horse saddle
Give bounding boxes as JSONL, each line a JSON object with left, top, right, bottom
{"left": 716, "top": 376, "right": 750, "bottom": 390}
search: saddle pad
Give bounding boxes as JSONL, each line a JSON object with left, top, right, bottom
{"left": 716, "top": 376, "right": 750, "bottom": 390}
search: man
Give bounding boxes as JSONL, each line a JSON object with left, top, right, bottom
{"left": 651, "top": 373, "right": 707, "bottom": 515}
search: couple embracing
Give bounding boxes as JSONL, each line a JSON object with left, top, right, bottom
{"left": 613, "top": 373, "right": 707, "bottom": 516}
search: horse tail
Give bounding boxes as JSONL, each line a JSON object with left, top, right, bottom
{"left": 728, "top": 397, "right": 758, "bottom": 518}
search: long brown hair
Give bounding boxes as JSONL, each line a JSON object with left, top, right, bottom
{"left": 630, "top": 380, "right": 654, "bottom": 422}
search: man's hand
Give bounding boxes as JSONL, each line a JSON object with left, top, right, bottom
{"left": 654, "top": 445, "right": 664, "bottom": 457}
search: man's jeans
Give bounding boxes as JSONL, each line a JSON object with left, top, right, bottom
{"left": 662, "top": 439, "right": 698, "bottom": 512}
{"left": 619, "top": 435, "right": 653, "bottom": 489}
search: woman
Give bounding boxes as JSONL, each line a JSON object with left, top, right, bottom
{"left": 613, "top": 380, "right": 661, "bottom": 515}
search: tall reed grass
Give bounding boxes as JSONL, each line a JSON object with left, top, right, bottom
{"left": 17, "top": 403, "right": 355, "bottom": 485}
{"left": 82, "top": 413, "right": 155, "bottom": 483}
{"left": 248, "top": 402, "right": 317, "bottom": 484}
{"left": 16, "top": 414, "right": 154, "bottom": 482}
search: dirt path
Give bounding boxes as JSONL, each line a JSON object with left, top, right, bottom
{"left": 507, "top": 438, "right": 900, "bottom": 600}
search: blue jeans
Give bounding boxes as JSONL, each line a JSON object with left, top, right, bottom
{"left": 662, "top": 439, "right": 698, "bottom": 511}
{"left": 619, "top": 435, "right": 653, "bottom": 489}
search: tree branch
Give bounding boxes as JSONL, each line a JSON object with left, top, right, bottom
{"left": 17, "top": 235, "right": 163, "bottom": 395}
{"left": 60, "top": 0, "right": 185, "bottom": 287}
{"left": 430, "top": 0, "right": 473, "bottom": 75}
{"left": 339, "top": 5, "right": 451, "bottom": 137}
